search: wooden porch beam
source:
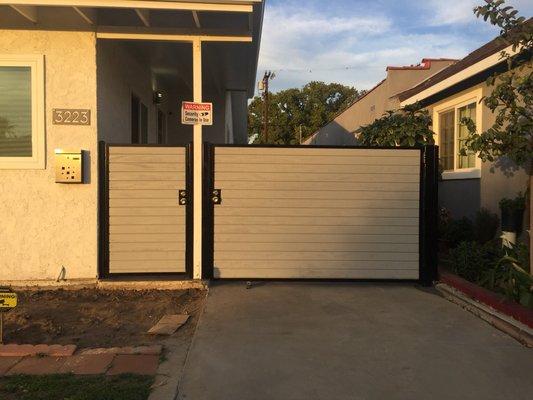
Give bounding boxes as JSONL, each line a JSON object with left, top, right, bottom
{"left": 73, "top": 6, "right": 97, "bottom": 25}
{"left": 9, "top": 5, "right": 37, "bottom": 23}
{"left": 192, "top": 11, "right": 201, "bottom": 28}
{"left": 134, "top": 8, "right": 150, "bottom": 27}
{"left": 96, "top": 26, "right": 252, "bottom": 42}
{"left": 0, "top": 1, "right": 254, "bottom": 13}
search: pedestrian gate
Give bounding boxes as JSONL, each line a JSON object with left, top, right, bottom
{"left": 100, "top": 143, "right": 437, "bottom": 283}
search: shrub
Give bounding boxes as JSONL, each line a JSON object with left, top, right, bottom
{"left": 446, "top": 241, "right": 503, "bottom": 283}
{"left": 441, "top": 218, "right": 475, "bottom": 248}
{"left": 480, "top": 242, "right": 533, "bottom": 308}
{"left": 474, "top": 208, "right": 500, "bottom": 244}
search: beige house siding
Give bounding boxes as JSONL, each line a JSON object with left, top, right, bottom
{"left": 306, "top": 59, "right": 456, "bottom": 145}
{"left": 0, "top": 29, "right": 98, "bottom": 282}
{"left": 426, "top": 83, "right": 528, "bottom": 218}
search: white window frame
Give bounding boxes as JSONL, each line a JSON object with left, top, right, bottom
{"left": 432, "top": 87, "right": 482, "bottom": 180}
{"left": 0, "top": 54, "right": 45, "bottom": 169}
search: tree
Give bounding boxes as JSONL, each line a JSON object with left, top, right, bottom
{"left": 248, "top": 81, "right": 361, "bottom": 144}
{"left": 0, "top": 116, "right": 15, "bottom": 139}
{"left": 356, "top": 104, "right": 435, "bottom": 147}
{"left": 462, "top": 0, "right": 532, "bottom": 172}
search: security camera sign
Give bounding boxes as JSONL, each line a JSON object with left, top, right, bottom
{"left": 181, "top": 101, "right": 213, "bottom": 126}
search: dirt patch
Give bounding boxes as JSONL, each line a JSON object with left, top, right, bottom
{"left": 2, "top": 289, "right": 206, "bottom": 348}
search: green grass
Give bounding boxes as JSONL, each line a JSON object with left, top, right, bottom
{"left": 0, "top": 374, "right": 154, "bottom": 400}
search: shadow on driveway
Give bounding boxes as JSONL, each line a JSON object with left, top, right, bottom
{"left": 178, "top": 282, "right": 532, "bottom": 400}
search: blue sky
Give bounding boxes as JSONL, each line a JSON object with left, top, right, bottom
{"left": 258, "top": 0, "right": 533, "bottom": 93}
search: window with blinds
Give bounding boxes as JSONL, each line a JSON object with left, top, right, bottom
{"left": 0, "top": 66, "right": 32, "bottom": 157}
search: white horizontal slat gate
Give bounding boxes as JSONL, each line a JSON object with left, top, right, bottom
{"left": 102, "top": 144, "right": 190, "bottom": 276}
{"left": 210, "top": 146, "right": 424, "bottom": 280}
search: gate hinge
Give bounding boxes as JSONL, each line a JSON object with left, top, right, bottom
{"left": 212, "top": 189, "right": 222, "bottom": 205}
{"left": 178, "top": 190, "right": 187, "bottom": 205}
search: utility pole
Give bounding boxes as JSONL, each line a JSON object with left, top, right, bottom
{"left": 258, "top": 71, "right": 274, "bottom": 143}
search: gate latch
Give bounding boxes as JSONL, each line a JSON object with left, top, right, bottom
{"left": 178, "top": 190, "right": 187, "bottom": 206}
{"left": 212, "top": 189, "right": 222, "bottom": 205}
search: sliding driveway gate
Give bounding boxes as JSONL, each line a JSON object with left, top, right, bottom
{"left": 204, "top": 145, "right": 438, "bottom": 283}
{"left": 99, "top": 143, "right": 437, "bottom": 284}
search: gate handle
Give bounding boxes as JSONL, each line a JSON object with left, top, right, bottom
{"left": 178, "top": 190, "right": 187, "bottom": 206}
{"left": 212, "top": 189, "right": 222, "bottom": 205}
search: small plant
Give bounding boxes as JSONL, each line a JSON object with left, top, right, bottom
{"left": 474, "top": 208, "right": 500, "bottom": 244}
{"left": 479, "top": 242, "right": 533, "bottom": 308}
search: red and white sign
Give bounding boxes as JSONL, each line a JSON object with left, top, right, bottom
{"left": 181, "top": 101, "right": 213, "bottom": 125}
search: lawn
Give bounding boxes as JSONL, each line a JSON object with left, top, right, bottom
{"left": 0, "top": 374, "right": 154, "bottom": 400}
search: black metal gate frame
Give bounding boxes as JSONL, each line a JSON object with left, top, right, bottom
{"left": 202, "top": 144, "right": 439, "bottom": 286}
{"left": 97, "top": 141, "right": 194, "bottom": 279}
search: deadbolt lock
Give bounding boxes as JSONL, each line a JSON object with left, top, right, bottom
{"left": 178, "top": 190, "right": 187, "bottom": 206}
{"left": 212, "top": 189, "right": 222, "bottom": 205}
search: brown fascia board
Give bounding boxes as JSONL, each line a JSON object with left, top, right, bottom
{"left": 386, "top": 58, "right": 458, "bottom": 71}
{"left": 397, "top": 19, "right": 532, "bottom": 102}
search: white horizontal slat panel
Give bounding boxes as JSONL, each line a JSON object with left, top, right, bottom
{"left": 214, "top": 147, "right": 421, "bottom": 279}
{"left": 108, "top": 146, "right": 187, "bottom": 274}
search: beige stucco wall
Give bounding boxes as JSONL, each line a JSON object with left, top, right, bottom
{"left": 0, "top": 30, "right": 98, "bottom": 281}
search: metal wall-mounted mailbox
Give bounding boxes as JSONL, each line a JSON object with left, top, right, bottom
{"left": 55, "top": 149, "right": 83, "bottom": 183}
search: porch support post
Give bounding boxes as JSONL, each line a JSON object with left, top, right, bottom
{"left": 192, "top": 37, "right": 203, "bottom": 279}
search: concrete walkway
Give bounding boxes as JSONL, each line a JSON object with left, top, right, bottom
{"left": 178, "top": 282, "right": 533, "bottom": 400}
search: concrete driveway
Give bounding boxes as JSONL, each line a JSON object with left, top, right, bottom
{"left": 177, "top": 282, "right": 532, "bottom": 400}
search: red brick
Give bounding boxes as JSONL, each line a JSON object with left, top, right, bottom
{"left": 48, "top": 344, "right": 76, "bottom": 357}
{"left": 107, "top": 355, "right": 159, "bottom": 376}
{"left": 59, "top": 354, "right": 115, "bottom": 375}
{"left": 0, "top": 344, "right": 37, "bottom": 357}
{"left": 0, "top": 357, "right": 22, "bottom": 376}
{"left": 34, "top": 344, "right": 49, "bottom": 355}
{"left": 6, "top": 357, "right": 66, "bottom": 375}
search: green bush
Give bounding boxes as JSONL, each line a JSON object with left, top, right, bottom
{"left": 446, "top": 241, "right": 503, "bottom": 283}
{"left": 441, "top": 218, "right": 475, "bottom": 248}
{"left": 474, "top": 208, "right": 500, "bottom": 244}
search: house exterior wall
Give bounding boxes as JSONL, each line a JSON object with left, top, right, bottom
{"left": 306, "top": 60, "right": 455, "bottom": 145}
{"left": 426, "top": 82, "right": 529, "bottom": 220}
{"left": 0, "top": 29, "right": 98, "bottom": 282}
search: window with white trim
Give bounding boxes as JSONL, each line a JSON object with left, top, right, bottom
{"left": 0, "top": 55, "right": 45, "bottom": 169}
{"left": 438, "top": 102, "right": 478, "bottom": 172}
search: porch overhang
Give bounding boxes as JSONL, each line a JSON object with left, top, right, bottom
{"left": 0, "top": 0, "right": 264, "bottom": 95}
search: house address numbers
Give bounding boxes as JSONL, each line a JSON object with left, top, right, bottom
{"left": 52, "top": 109, "right": 91, "bottom": 126}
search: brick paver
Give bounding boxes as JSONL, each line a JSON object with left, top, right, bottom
{"left": 0, "top": 344, "right": 76, "bottom": 357}
{"left": 0, "top": 357, "right": 22, "bottom": 376}
{"left": 106, "top": 354, "right": 159, "bottom": 376}
{"left": 6, "top": 357, "right": 66, "bottom": 375}
{"left": 59, "top": 354, "right": 115, "bottom": 375}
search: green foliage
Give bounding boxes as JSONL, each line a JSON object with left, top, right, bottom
{"left": 356, "top": 103, "right": 435, "bottom": 147}
{"left": 462, "top": 1, "right": 532, "bottom": 171}
{"left": 0, "top": 116, "right": 15, "bottom": 139}
{"left": 499, "top": 191, "right": 526, "bottom": 211}
{"left": 447, "top": 240, "right": 532, "bottom": 307}
{"left": 0, "top": 374, "right": 154, "bottom": 400}
{"left": 479, "top": 242, "right": 533, "bottom": 307}
{"left": 446, "top": 241, "right": 503, "bottom": 283}
{"left": 440, "top": 217, "right": 475, "bottom": 248}
{"left": 474, "top": 208, "right": 500, "bottom": 244}
{"left": 248, "top": 81, "right": 361, "bottom": 144}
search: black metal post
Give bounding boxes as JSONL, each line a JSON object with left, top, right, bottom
{"left": 202, "top": 143, "right": 215, "bottom": 279}
{"left": 420, "top": 145, "right": 439, "bottom": 286}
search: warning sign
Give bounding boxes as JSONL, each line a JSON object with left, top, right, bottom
{"left": 0, "top": 288, "right": 17, "bottom": 310}
{"left": 181, "top": 101, "right": 213, "bottom": 126}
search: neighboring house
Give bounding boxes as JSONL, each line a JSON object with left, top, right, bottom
{"left": 0, "top": 0, "right": 264, "bottom": 282}
{"left": 305, "top": 58, "right": 457, "bottom": 145}
{"left": 398, "top": 34, "right": 530, "bottom": 220}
